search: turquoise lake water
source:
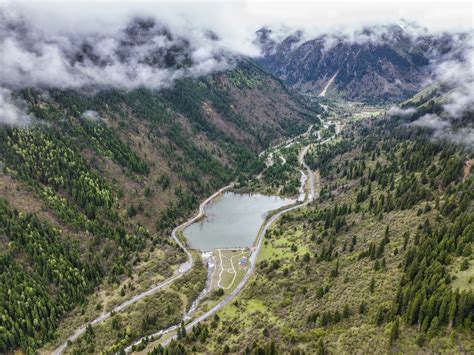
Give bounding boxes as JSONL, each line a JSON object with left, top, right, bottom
{"left": 183, "top": 192, "right": 293, "bottom": 250}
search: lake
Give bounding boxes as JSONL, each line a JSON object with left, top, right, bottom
{"left": 184, "top": 192, "right": 293, "bottom": 250}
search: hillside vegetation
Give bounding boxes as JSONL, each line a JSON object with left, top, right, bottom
{"left": 0, "top": 61, "right": 319, "bottom": 353}
{"left": 154, "top": 104, "right": 473, "bottom": 354}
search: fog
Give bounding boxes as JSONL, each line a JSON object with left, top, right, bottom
{"left": 1, "top": 5, "right": 238, "bottom": 125}
{"left": 0, "top": 88, "right": 31, "bottom": 126}
{"left": 410, "top": 42, "right": 474, "bottom": 148}
{"left": 0, "top": 1, "right": 472, "bottom": 126}
{"left": 412, "top": 114, "right": 474, "bottom": 147}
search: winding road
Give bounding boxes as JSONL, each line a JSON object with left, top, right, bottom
{"left": 55, "top": 122, "right": 326, "bottom": 355}
{"left": 156, "top": 132, "right": 319, "bottom": 349}
{"left": 126, "top": 127, "right": 322, "bottom": 352}
{"left": 53, "top": 184, "right": 232, "bottom": 355}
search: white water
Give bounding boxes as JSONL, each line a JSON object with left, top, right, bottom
{"left": 123, "top": 124, "right": 331, "bottom": 353}
{"left": 298, "top": 170, "right": 308, "bottom": 202}
{"left": 184, "top": 252, "right": 214, "bottom": 320}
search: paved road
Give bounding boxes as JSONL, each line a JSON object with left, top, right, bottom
{"left": 56, "top": 124, "right": 325, "bottom": 354}
{"left": 157, "top": 142, "right": 317, "bottom": 348}
{"left": 126, "top": 125, "right": 328, "bottom": 352}
{"left": 53, "top": 185, "right": 232, "bottom": 355}
{"left": 125, "top": 123, "right": 335, "bottom": 352}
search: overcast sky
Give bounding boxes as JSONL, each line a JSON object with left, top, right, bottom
{"left": 2, "top": 0, "right": 472, "bottom": 56}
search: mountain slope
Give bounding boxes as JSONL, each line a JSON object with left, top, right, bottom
{"left": 390, "top": 83, "right": 474, "bottom": 148}
{"left": 148, "top": 101, "right": 473, "bottom": 354}
{"left": 0, "top": 61, "right": 320, "bottom": 353}
{"left": 256, "top": 24, "right": 465, "bottom": 102}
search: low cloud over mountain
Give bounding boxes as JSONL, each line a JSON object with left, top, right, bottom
{"left": 0, "top": 9, "right": 236, "bottom": 125}
{"left": 1, "top": 3, "right": 472, "bottom": 127}
{"left": 255, "top": 22, "right": 472, "bottom": 103}
{"left": 410, "top": 47, "right": 474, "bottom": 148}
{"left": 0, "top": 11, "right": 235, "bottom": 91}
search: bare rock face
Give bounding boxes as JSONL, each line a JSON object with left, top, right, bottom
{"left": 255, "top": 24, "right": 466, "bottom": 102}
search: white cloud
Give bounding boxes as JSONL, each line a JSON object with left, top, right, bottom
{"left": 245, "top": 1, "right": 472, "bottom": 34}
{"left": 412, "top": 113, "right": 451, "bottom": 130}
{"left": 4, "top": 1, "right": 473, "bottom": 51}
{"left": 411, "top": 113, "right": 474, "bottom": 148}
{"left": 81, "top": 110, "right": 101, "bottom": 121}
{"left": 1, "top": 0, "right": 472, "bottom": 126}
{"left": 0, "top": 8, "right": 236, "bottom": 91}
{"left": 0, "top": 6, "right": 243, "bottom": 125}
{"left": 0, "top": 88, "right": 31, "bottom": 127}
{"left": 391, "top": 30, "right": 473, "bottom": 147}
{"left": 388, "top": 106, "right": 417, "bottom": 117}
{"left": 434, "top": 45, "right": 474, "bottom": 117}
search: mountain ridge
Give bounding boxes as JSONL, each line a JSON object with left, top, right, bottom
{"left": 0, "top": 61, "right": 320, "bottom": 352}
{"left": 255, "top": 23, "right": 470, "bottom": 102}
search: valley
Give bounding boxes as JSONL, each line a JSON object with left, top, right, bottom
{"left": 0, "top": 5, "right": 472, "bottom": 355}
{"left": 142, "top": 100, "right": 473, "bottom": 354}
{"left": 2, "top": 90, "right": 472, "bottom": 355}
{"left": 57, "top": 112, "right": 332, "bottom": 354}
{"left": 0, "top": 61, "right": 321, "bottom": 354}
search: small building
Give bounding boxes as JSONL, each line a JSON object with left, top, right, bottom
{"left": 239, "top": 257, "right": 247, "bottom": 266}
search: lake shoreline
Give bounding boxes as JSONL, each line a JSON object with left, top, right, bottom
{"left": 183, "top": 191, "right": 294, "bottom": 251}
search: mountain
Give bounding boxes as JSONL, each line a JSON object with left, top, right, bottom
{"left": 1, "top": 12, "right": 472, "bottom": 355}
{"left": 145, "top": 83, "right": 474, "bottom": 355}
{"left": 256, "top": 23, "right": 466, "bottom": 102}
{"left": 0, "top": 61, "right": 320, "bottom": 352}
{"left": 389, "top": 81, "right": 473, "bottom": 148}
